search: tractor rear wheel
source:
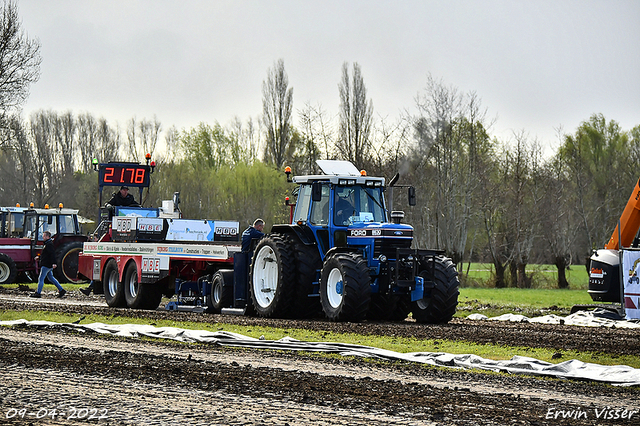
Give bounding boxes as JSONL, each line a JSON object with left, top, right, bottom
{"left": 320, "top": 252, "right": 371, "bottom": 322}
{"left": 103, "top": 259, "right": 126, "bottom": 308}
{"left": 0, "top": 253, "right": 17, "bottom": 285}
{"left": 54, "top": 241, "right": 85, "bottom": 284}
{"left": 249, "top": 234, "right": 296, "bottom": 318}
{"left": 411, "top": 256, "right": 459, "bottom": 324}
{"left": 207, "top": 270, "right": 234, "bottom": 313}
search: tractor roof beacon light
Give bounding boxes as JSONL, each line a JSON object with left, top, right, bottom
{"left": 360, "top": 170, "right": 367, "bottom": 176}
{"left": 92, "top": 158, "right": 99, "bottom": 171}
{"left": 285, "top": 166, "right": 292, "bottom": 183}
{"left": 58, "top": 203, "right": 64, "bottom": 209}
{"left": 44, "top": 204, "right": 49, "bottom": 209}
{"left": 15, "top": 203, "right": 20, "bottom": 207}
{"left": 145, "top": 153, "right": 151, "bottom": 165}
{"left": 150, "top": 161, "right": 156, "bottom": 173}
{"left": 29, "top": 202, "right": 34, "bottom": 208}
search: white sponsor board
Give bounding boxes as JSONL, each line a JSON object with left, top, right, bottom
{"left": 622, "top": 250, "right": 640, "bottom": 320}
{"left": 165, "top": 219, "right": 215, "bottom": 242}
{"left": 82, "top": 242, "right": 230, "bottom": 260}
{"left": 141, "top": 256, "right": 170, "bottom": 273}
{"left": 137, "top": 218, "right": 164, "bottom": 233}
{"left": 112, "top": 216, "right": 136, "bottom": 233}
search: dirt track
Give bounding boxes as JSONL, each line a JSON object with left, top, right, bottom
{"left": 1, "top": 288, "right": 640, "bottom": 425}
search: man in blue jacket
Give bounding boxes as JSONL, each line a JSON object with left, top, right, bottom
{"left": 30, "top": 231, "right": 66, "bottom": 298}
{"left": 242, "top": 219, "right": 265, "bottom": 252}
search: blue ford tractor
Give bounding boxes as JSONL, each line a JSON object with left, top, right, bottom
{"left": 248, "top": 160, "right": 459, "bottom": 323}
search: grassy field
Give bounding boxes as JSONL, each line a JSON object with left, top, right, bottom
{"left": 460, "top": 262, "right": 589, "bottom": 290}
{"left": 456, "top": 287, "right": 593, "bottom": 318}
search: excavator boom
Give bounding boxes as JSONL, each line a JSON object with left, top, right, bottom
{"left": 604, "top": 177, "right": 640, "bottom": 250}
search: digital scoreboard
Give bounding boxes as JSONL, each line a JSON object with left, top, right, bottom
{"left": 98, "top": 163, "right": 151, "bottom": 187}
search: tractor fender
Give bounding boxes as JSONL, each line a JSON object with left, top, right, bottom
{"left": 324, "top": 246, "right": 363, "bottom": 259}
{"left": 270, "top": 224, "right": 316, "bottom": 246}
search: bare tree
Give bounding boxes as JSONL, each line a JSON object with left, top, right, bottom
{"left": 262, "top": 59, "right": 293, "bottom": 168}
{"left": 127, "top": 117, "right": 137, "bottom": 160}
{"left": 337, "top": 62, "right": 373, "bottom": 168}
{"left": 0, "top": 115, "right": 32, "bottom": 204}
{"left": 57, "top": 111, "right": 76, "bottom": 176}
{"left": 77, "top": 112, "right": 98, "bottom": 172}
{"left": 162, "top": 125, "right": 180, "bottom": 164}
{"left": 95, "top": 117, "right": 120, "bottom": 164}
{"left": 127, "top": 116, "right": 161, "bottom": 162}
{"left": 411, "top": 75, "right": 492, "bottom": 266}
{"left": 0, "top": 0, "right": 40, "bottom": 142}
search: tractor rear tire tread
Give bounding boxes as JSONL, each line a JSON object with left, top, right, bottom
{"left": 54, "top": 241, "right": 85, "bottom": 284}
{"left": 249, "top": 233, "right": 296, "bottom": 318}
{"left": 292, "top": 242, "right": 322, "bottom": 319}
{"left": 412, "top": 256, "right": 459, "bottom": 324}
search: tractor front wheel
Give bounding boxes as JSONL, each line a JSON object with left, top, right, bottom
{"left": 320, "top": 252, "right": 371, "bottom": 322}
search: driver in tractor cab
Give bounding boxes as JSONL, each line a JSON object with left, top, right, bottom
{"left": 335, "top": 188, "right": 355, "bottom": 226}
{"left": 106, "top": 186, "right": 140, "bottom": 210}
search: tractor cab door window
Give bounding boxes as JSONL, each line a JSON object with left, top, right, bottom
{"left": 309, "top": 184, "right": 330, "bottom": 226}
{"left": 38, "top": 215, "right": 57, "bottom": 240}
{"left": 10, "top": 213, "right": 24, "bottom": 237}
{"left": 293, "top": 185, "right": 312, "bottom": 223}
{"left": 58, "top": 215, "right": 78, "bottom": 234}
{"left": 23, "top": 214, "right": 36, "bottom": 239}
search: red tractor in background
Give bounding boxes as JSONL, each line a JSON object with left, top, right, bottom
{"left": 0, "top": 204, "right": 88, "bottom": 284}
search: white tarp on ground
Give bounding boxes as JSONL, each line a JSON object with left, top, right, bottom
{"left": 467, "top": 309, "right": 640, "bottom": 329}
{"left": 2, "top": 318, "right": 640, "bottom": 387}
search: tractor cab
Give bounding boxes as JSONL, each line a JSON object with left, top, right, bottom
{"left": 0, "top": 204, "right": 87, "bottom": 284}
{"left": 290, "top": 160, "right": 413, "bottom": 262}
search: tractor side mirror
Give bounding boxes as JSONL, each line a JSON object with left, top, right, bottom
{"left": 408, "top": 186, "right": 416, "bottom": 206}
{"left": 312, "top": 182, "right": 322, "bottom": 202}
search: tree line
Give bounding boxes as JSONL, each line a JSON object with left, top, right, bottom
{"left": 0, "top": 0, "right": 638, "bottom": 289}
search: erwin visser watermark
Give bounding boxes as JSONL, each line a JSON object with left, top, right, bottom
{"left": 546, "top": 406, "right": 638, "bottom": 421}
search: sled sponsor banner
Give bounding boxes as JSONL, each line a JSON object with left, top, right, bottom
{"left": 82, "top": 242, "right": 229, "bottom": 260}
{"left": 165, "top": 219, "right": 215, "bottom": 242}
{"left": 622, "top": 250, "right": 640, "bottom": 320}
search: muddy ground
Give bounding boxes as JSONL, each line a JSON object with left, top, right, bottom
{"left": 1, "top": 288, "right": 640, "bottom": 425}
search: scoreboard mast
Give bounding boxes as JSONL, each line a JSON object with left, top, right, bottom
{"left": 95, "top": 158, "right": 155, "bottom": 212}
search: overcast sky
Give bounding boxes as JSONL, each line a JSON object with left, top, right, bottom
{"left": 18, "top": 0, "right": 640, "bottom": 156}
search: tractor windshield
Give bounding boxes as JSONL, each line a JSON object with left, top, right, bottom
{"left": 334, "top": 185, "right": 386, "bottom": 226}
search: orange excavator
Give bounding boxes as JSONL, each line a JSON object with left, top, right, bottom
{"left": 585, "top": 178, "right": 640, "bottom": 314}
